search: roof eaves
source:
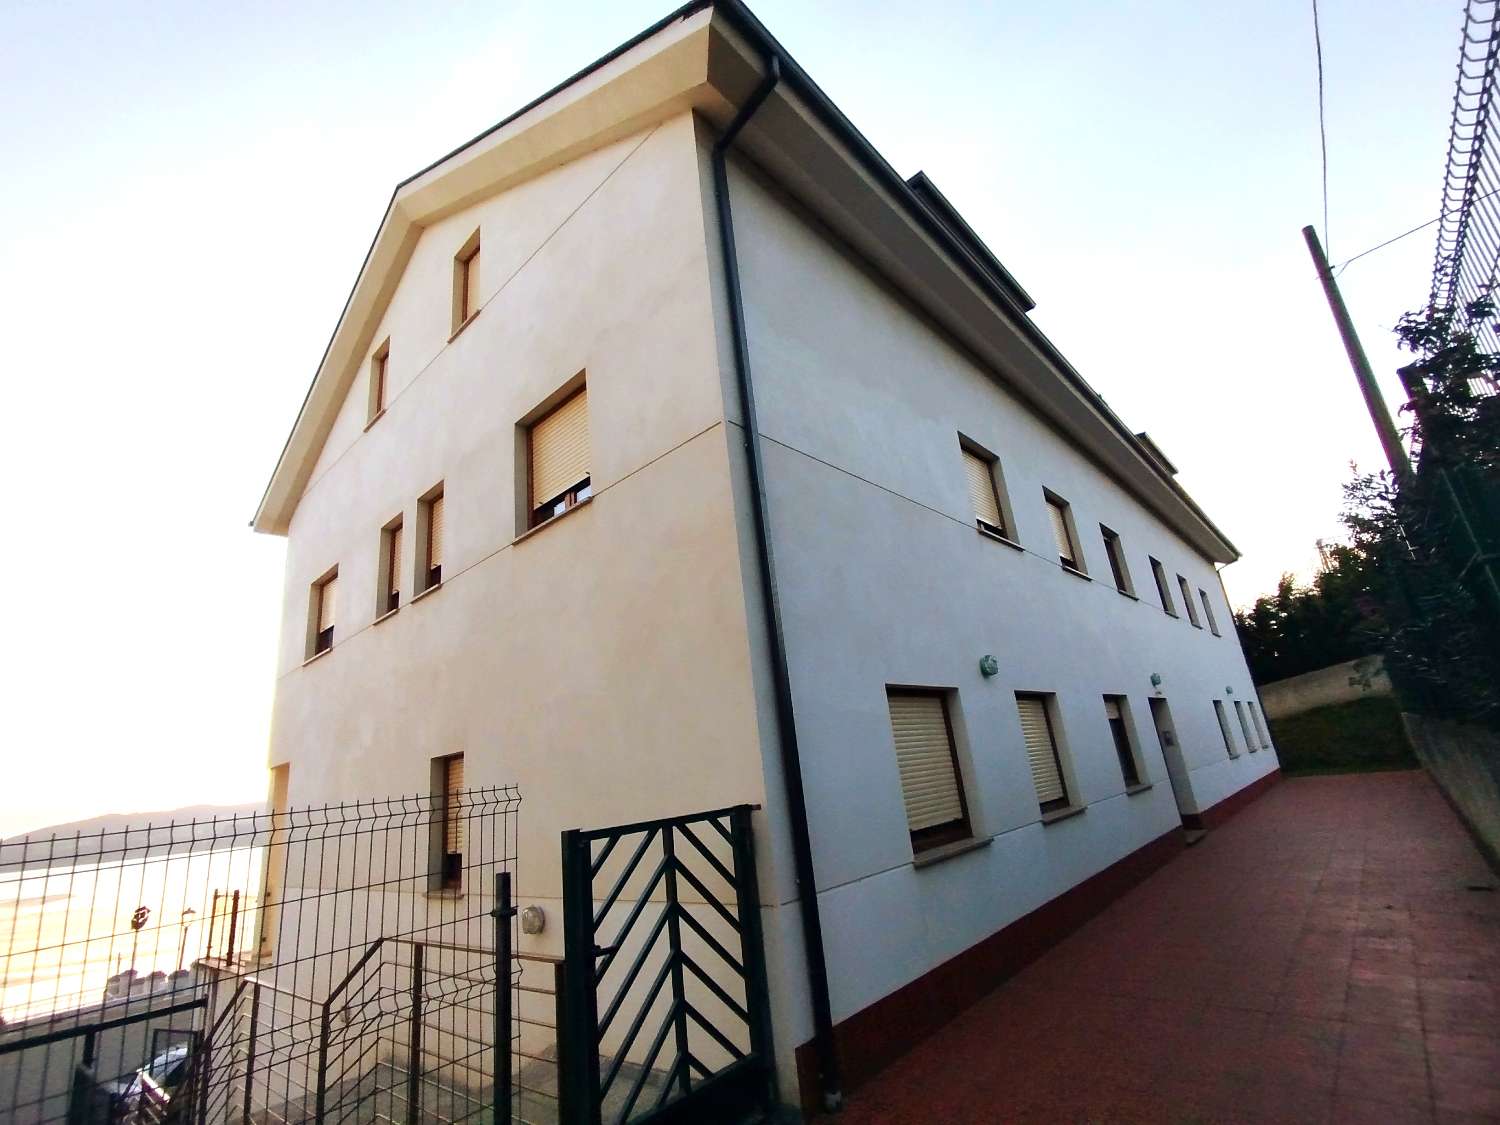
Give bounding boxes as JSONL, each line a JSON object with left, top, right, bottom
{"left": 711, "top": 0, "right": 1239, "bottom": 561}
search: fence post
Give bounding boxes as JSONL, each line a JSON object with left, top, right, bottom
{"left": 493, "top": 872, "right": 516, "bottom": 1123}
{"left": 560, "top": 829, "right": 602, "bottom": 1125}
{"left": 729, "top": 805, "right": 778, "bottom": 1112}
{"left": 553, "top": 960, "right": 573, "bottom": 1125}
{"left": 407, "top": 943, "right": 424, "bottom": 1125}
{"left": 242, "top": 981, "right": 261, "bottom": 1125}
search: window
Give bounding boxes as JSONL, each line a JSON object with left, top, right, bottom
{"left": 309, "top": 570, "right": 337, "bottom": 657}
{"left": 1249, "top": 702, "right": 1271, "bottom": 749}
{"left": 1044, "top": 491, "right": 1084, "bottom": 573}
{"left": 1100, "top": 526, "right": 1134, "bottom": 595}
{"left": 886, "top": 689, "right": 971, "bottom": 852}
{"left": 1234, "top": 701, "right": 1256, "bottom": 752}
{"left": 430, "top": 754, "right": 465, "bottom": 891}
{"left": 1150, "top": 558, "right": 1177, "bottom": 616}
{"left": 959, "top": 439, "right": 1012, "bottom": 540}
{"left": 418, "top": 487, "right": 444, "bottom": 593}
{"left": 1178, "top": 576, "right": 1201, "bottom": 627}
{"left": 452, "top": 230, "right": 481, "bottom": 334}
{"left": 368, "top": 339, "right": 390, "bottom": 422}
{"left": 378, "top": 517, "right": 403, "bottom": 615}
{"left": 1104, "top": 696, "right": 1142, "bottom": 787}
{"left": 1016, "top": 693, "right": 1071, "bottom": 813}
{"left": 1199, "top": 589, "right": 1220, "bottom": 636}
{"left": 529, "top": 387, "right": 592, "bottom": 527}
{"left": 1214, "top": 700, "right": 1238, "bottom": 758}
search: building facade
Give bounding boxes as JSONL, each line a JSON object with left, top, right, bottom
{"left": 254, "top": 2, "right": 1279, "bottom": 1111}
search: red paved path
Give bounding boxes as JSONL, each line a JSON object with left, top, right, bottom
{"left": 836, "top": 771, "right": 1500, "bottom": 1124}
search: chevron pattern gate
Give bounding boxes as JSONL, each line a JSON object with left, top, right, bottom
{"left": 559, "top": 805, "right": 774, "bottom": 1124}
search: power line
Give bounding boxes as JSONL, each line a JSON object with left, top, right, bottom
{"left": 1312, "top": 0, "right": 1331, "bottom": 256}
{"left": 1329, "top": 187, "right": 1500, "bottom": 274}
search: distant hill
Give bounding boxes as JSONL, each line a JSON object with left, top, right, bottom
{"left": 4, "top": 803, "right": 264, "bottom": 845}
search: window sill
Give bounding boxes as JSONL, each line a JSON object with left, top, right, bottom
{"left": 1228, "top": 751, "right": 1241, "bottom": 759}
{"left": 912, "top": 836, "right": 991, "bottom": 869}
{"left": 1040, "top": 804, "right": 1087, "bottom": 826}
{"left": 448, "top": 310, "right": 480, "bottom": 343}
{"left": 1125, "top": 782, "right": 1154, "bottom": 796}
{"left": 412, "top": 582, "right": 443, "bottom": 605}
{"left": 1060, "top": 564, "right": 1091, "bottom": 581}
{"left": 424, "top": 888, "right": 465, "bottom": 900}
{"left": 373, "top": 605, "right": 400, "bottom": 626}
{"left": 301, "top": 647, "right": 333, "bottom": 668}
{"left": 1115, "top": 589, "right": 1139, "bottom": 601}
{"left": 363, "top": 409, "right": 386, "bottom": 433}
{"left": 977, "top": 526, "right": 1023, "bottom": 551}
{"left": 513, "top": 495, "right": 593, "bottom": 546}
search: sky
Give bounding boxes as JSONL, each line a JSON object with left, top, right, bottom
{"left": 0, "top": 0, "right": 1462, "bottom": 835}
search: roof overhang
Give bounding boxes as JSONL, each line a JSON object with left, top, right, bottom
{"left": 253, "top": 0, "right": 1238, "bottom": 564}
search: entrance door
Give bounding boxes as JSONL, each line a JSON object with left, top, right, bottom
{"left": 1148, "top": 697, "right": 1196, "bottom": 823}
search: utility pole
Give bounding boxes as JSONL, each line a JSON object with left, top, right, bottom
{"left": 1302, "top": 224, "right": 1413, "bottom": 483}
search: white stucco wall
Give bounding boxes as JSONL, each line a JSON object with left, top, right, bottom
{"left": 718, "top": 154, "right": 1281, "bottom": 1047}
{"left": 268, "top": 115, "right": 770, "bottom": 948}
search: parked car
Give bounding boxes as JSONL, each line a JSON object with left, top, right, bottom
{"left": 100, "top": 1042, "right": 192, "bottom": 1123}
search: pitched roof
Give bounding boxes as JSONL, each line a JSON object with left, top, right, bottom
{"left": 253, "top": 0, "right": 1238, "bottom": 563}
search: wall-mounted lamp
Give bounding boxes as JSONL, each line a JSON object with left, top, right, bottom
{"left": 520, "top": 905, "right": 546, "bottom": 935}
{"left": 1226, "top": 686, "right": 1234, "bottom": 695}
{"left": 1150, "top": 673, "right": 1163, "bottom": 688}
{"left": 979, "top": 655, "right": 999, "bottom": 678}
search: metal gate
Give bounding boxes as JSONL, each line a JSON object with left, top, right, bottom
{"left": 559, "top": 805, "right": 774, "bottom": 1125}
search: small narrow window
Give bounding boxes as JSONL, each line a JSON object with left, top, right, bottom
{"left": 430, "top": 754, "right": 465, "bottom": 891}
{"left": 1249, "top": 702, "right": 1271, "bottom": 749}
{"left": 309, "top": 570, "right": 337, "bottom": 657}
{"left": 1214, "top": 700, "right": 1238, "bottom": 758}
{"left": 1199, "top": 589, "right": 1220, "bottom": 636}
{"left": 1044, "top": 492, "right": 1083, "bottom": 573}
{"left": 418, "top": 487, "right": 444, "bottom": 593}
{"left": 1150, "top": 558, "right": 1177, "bottom": 616}
{"left": 1016, "top": 693, "right": 1071, "bottom": 813}
{"left": 378, "top": 517, "right": 403, "bottom": 615}
{"left": 886, "top": 689, "right": 971, "bottom": 853}
{"left": 959, "top": 440, "right": 1009, "bottom": 539}
{"left": 529, "top": 387, "right": 591, "bottom": 528}
{"left": 1234, "top": 701, "right": 1256, "bottom": 752}
{"left": 1101, "top": 526, "right": 1133, "bottom": 595}
{"left": 368, "top": 339, "right": 390, "bottom": 423}
{"left": 452, "top": 231, "right": 481, "bottom": 334}
{"left": 1104, "top": 696, "right": 1141, "bottom": 787}
{"left": 1178, "top": 576, "right": 1201, "bottom": 627}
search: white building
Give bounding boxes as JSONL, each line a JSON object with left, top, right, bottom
{"left": 253, "top": 2, "right": 1279, "bottom": 1113}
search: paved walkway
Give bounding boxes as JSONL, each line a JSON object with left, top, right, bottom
{"left": 838, "top": 771, "right": 1500, "bottom": 1124}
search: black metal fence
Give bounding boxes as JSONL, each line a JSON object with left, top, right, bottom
{"left": 560, "top": 805, "right": 773, "bottom": 1125}
{"left": 0, "top": 785, "right": 521, "bottom": 1125}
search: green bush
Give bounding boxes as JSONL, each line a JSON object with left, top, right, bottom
{"left": 1268, "top": 695, "right": 1419, "bottom": 775}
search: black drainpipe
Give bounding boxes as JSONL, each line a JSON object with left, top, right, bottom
{"left": 710, "top": 56, "right": 844, "bottom": 1114}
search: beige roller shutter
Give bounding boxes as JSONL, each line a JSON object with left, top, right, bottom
{"left": 886, "top": 692, "right": 963, "bottom": 833}
{"left": 1103, "top": 697, "right": 1121, "bottom": 721}
{"left": 464, "top": 249, "right": 480, "bottom": 319}
{"left": 443, "top": 755, "right": 465, "bottom": 853}
{"left": 428, "top": 495, "right": 445, "bottom": 569}
{"left": 1047, "top": 500, "right": 1075, "bottom": 565}
{"left": 1017, "top": 696, "right": 1066, "bottom": 805}
{"left": 388, "top": 523, "right": 403, "bottom": 594}
{"left": 531, "top": 389, "right": 590, "bottom": 505}
{"left": 317, "top": 576, "right": 336, "bottom": 633}
{"left": 962, "top": 451, "right": 1002, "bottom": 529}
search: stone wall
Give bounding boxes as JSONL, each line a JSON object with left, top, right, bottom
{"left": 1260, "top": 655, "right": 1391, "bottom": 720}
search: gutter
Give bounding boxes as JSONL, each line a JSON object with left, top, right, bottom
{"left": 710, "top": 55, "right": 845, "bottom": 1114}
